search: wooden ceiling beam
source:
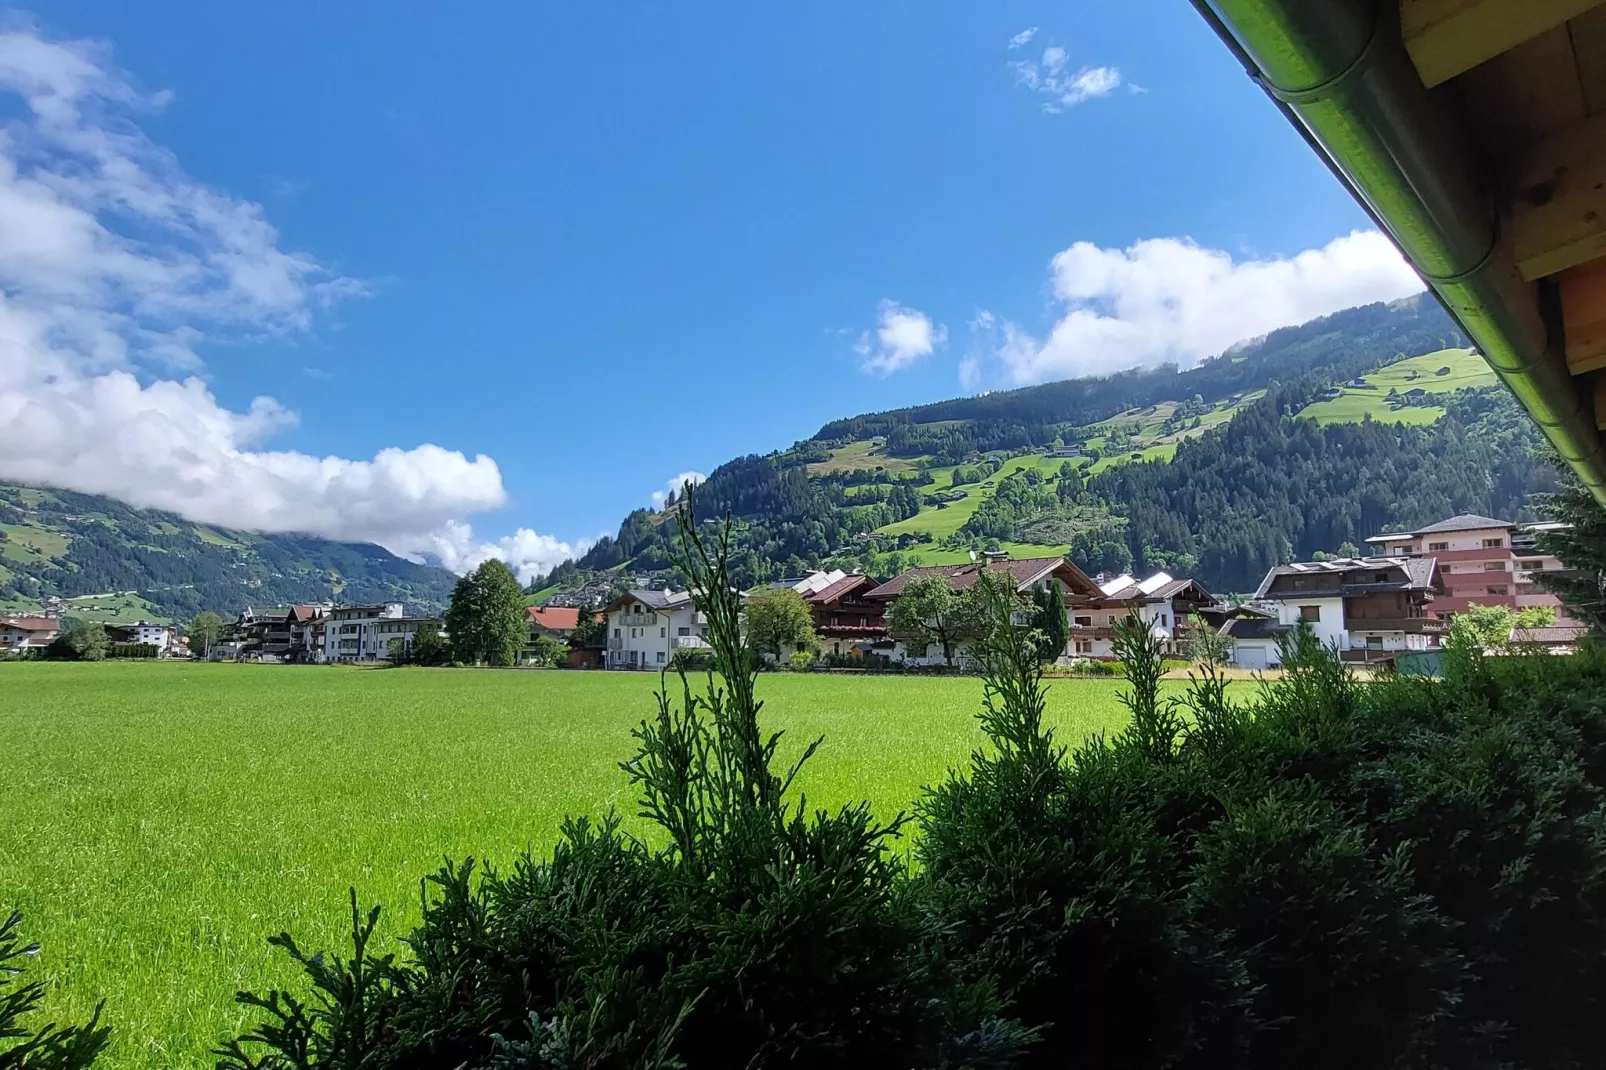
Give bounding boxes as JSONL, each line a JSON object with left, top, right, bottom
{"left": 1561, "top": 259, "right": 1606, "bottom": 376}
{"left": 1402, "top": 0, "right": 1606, "bottom": 87}
{"left": 1508, "top": 111, "right": 1606, "bottom": 280}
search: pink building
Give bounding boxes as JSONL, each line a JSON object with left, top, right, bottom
{"left": 1364, "top": 514, "right": 1567, "bottom": 618}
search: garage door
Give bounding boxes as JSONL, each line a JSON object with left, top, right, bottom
{"left": 1235, "top": 646, "right": 1268, "bottom": 670}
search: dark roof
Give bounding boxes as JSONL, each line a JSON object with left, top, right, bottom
{"left": 1220, "top": 617, "right": 1292, "bottom": 641}
{"left": 866, "top": 557, "right": 1101, "bottom": 600}
{"left": 1255, "top": 556, "right": 1439, "bottom": 599}
{"left": 1410, "top": 514, "right": 1513, "bottom": 535}
{"left": 606, "top": 589, "right": 693, "bottom": 612}
{"left": 807, "top": 574, "right": 878, "bottom": 605}
{"left": 1509, "top": 625, "right": 1589, "bottom": 644}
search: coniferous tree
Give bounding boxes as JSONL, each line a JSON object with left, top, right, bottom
{"left": 1031, "top": 582, "right": 1068, "bottom": 661}
{"left": 1532, "top": 470, "right": 1606, "bottom": 633}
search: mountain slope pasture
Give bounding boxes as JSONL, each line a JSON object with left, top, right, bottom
{"left": 1298, "top": 347, "right": 1496, "bottom": 425}
{"left": 0, "top": 661, "right": 1150, "bottom": 1070}
{"left": 0, "top": 483, "right": 457, "bottom": 620}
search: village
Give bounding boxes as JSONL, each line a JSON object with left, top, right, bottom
{"left": 1, "top": 513, "right": 1582, "bottom": 672}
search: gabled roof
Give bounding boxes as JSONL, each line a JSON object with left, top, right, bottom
{"left": 286, "top": 604, "right": 325, "bottom": 623}
{"left": 806, "top": 573, "right": 879, "bottom": 605}
{"left": 606, "top": 588, "right": 693, "bottom": 613}
{"left": 1510, "top": 625, "right": 1589, "bottom": 645}
{"left": 1254, "top": 556, "right": 1440, "bottom": 599}
{"left": 526, "top": 606, "right": 581, "bottom": 631}
{"left": 866, "top": 556, "right": 1101, "bottom": 601}
{"left": 1411, "top": 513, "right": 1513, "bottom": 535}
{"left": 1, "top": 616, "right": 58, "bottom": 632}
{"left": 1095, "top": 572, "right": 1213, "bottom": 605}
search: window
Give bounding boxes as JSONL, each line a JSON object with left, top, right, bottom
{"left": 1520, "top": 559, "right": 1544, "bottom": 570}
{"left": 660, "top": 627, "right": 666, "bottom": 638}
{"left": 613, "top": 628, "right": 620, "bottom": 638}
{"left": 677, "top": 626, "right": 690, "bottom": 636}
{"left": 656, "top": 651, "right": 665, "bottom": 663}
{"left": 1483, "top": 561, "right": 1504, "bottom": 571}
{"left": 1483, "top": 537, "right": 1504, "bottom": 548}
{"left": 1074, "top": 641, "right": 1092, "bottom": 654}
{"left": 1074, "top": 616, "right": 1092, "bottom": 626}
{"left": 1366, "top": 635, "right": 1382, "bottom": 648}
{"left": 1374, "top": 572, "right": 1391, "bottom": 583}
{"left": 1487, "top": 585, "right": 1508, "bottom": 595}
{"left": 1299, "top": 605, "right": 1321, "bottom": 622}
{"left": 1428, "top": 541, "right": 1449, "bottom": 551}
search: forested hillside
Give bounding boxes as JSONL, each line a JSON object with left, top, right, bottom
{"left": 0, "top": 483, "right": 456, "bottom": 621}
{"left": 547, "top": 295, "right": 1554, "bottom": 598}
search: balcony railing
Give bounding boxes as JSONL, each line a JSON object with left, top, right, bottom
{"left": 620, "top": 614, "right": 658, "bottom": 628}
{"left": 608, "top": 637, "right": 623, "bottom": 650}
{"left": 1344, "top": 617, "right": 1447, "bottom": 633}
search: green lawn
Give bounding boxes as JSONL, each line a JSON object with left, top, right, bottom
{"left": 1299, "top": 347, "right": 1495, "bottom": 426}
{"left": 805, "top": 438, "right": 919, "bottom": 475}
{"left": 0, "top": 662, "right": 1167, "bottom": 1069}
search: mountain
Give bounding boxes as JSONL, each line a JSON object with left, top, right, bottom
{"left": 0, "top": 483, "right": 457, "bottom": 623}
{"left": 554, "top": 295, "right": 1558, "bottom": 596}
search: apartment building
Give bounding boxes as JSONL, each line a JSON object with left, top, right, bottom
{"left": 1227, "top": 555, "right": 1447, "bottom": 669}
{"left": 323, "top": 603, "right": 440, "bottom": 662}
{"left": 603, "top": 589, "right": 707, "bottom": 669}
{"left": 1364, "top": 514, "right": 1566, "bottom": 617}
{"left": 1068, "top": 571, "right": 1216, "bottom": 659}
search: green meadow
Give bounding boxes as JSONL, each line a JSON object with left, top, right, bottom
{"left": 0, "top": 661, "right": 1163, "bottom": 1069}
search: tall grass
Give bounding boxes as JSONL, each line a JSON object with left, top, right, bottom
{"left": 1, "top": 662, "right": 1146, "bottom": 1069}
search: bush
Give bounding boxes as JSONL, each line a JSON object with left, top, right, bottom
{"left": 108, "top": 643, "right": 157, "bottom": 659}
{"left": 222, "top": 527, "right": 1606, "bottom": 1069}
{"left": 787, "top": 650, "right": 814, "bottom": 672}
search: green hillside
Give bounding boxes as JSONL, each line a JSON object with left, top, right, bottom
{"left": 1298, "top": 347, "right": 1496, "bottom": 425}
{"left": 0, "top": 483, "right": 457, "bottom": 622}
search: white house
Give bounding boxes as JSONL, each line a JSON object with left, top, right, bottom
{"left": 1224, "top": 556, "right": 1447, "bottom": 669}
{"left": 323, "top": 603, "right": 440, "bottom": 662}
{"left": 603, "top": 589, "right": 709, "bottom": 670}
{"left": 1068, "top": 572, "right": 1216, "bottom": 659}
{"left": 108, "top": 620, "right": 177, "bottom": 653}
{"left": 0, "top": 616, "right": 58, "bottom": 653}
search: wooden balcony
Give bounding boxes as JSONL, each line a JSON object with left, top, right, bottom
{"left": 1344, "top": 617, "right": 1447, "bottom": 633}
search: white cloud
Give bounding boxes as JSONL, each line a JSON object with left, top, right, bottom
{"left": 0, "top": 28, "right": 561, "bottom": 574}
{"left": 1008, "top": 27, "right": 1038, "bottom": 49}
{"left": 425, "top": 521, "right": 587, "bottom": 585}
{"left": 651, "top": 470, "right": 706, "bottom": 509}
{"left": 855, "top": 299, "right": 947, "bottom": 376}
{"left": 1010, "top": 40, "right": 1123, "bottom": 111}
{"left": 967, "top": 230, "right": 1425, "bottom": 386}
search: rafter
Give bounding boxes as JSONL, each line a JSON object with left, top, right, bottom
{"left": 1402, "top": 0, "right": 1605, "bottom": 87}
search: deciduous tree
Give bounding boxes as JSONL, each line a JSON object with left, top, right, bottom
{"left": 444, "top": 560, "right": 526, "bottom": 666}
{"left": 887, "top": 575, "right": 984, "bottom": 668}
{"left": 743, "top": 587, "right": 816, "bottom": 661}
{"left": 188, "top": 611, "right": 223, "bottom": 657}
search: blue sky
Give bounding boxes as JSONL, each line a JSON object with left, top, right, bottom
{"left": 0, "top": 2, "right": 1424, "bottom": 577}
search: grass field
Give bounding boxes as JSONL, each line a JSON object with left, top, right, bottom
{"left": 805, "top": 438, "right": 918, "bottom": 475}
{"left": 0, "top": 661, "right": 1171, "bottom": 1069}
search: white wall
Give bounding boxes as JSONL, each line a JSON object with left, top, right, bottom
{"left": 1275, "top": 597, "right": 1344, "bottom": 650}
{"left": 607, "top": 601, "right": 705, "bottom": 669}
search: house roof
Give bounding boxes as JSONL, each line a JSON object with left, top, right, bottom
{"left": 1095, "top": 572, "right": 1213, "bottom": 604}
{"left": 1368, "top": 514, "right": 1515, "bottom": 543}
{"left": 606, "top": 588, "right": 693, "bottom": 613}
{"left": 806, "top": 573, "right": 879, "bottom": 605}
{"left": 526, "top": 606, "right": 581, "bottom": 631}
{"left": 1510, "top": 625, "right": 1589, "bottom": 645}
{"left": 0, "top": 616, "right": 58, "bottom": 632}
{"left": 1219, "top": 617, "right": 1292, "bottom": 641}
{"left": 1254, "top": 556, "right": 1440, "bottom": 599}
{"left": 866, "top": 556, "right": 1101, "bottom": 601}
{"left": 287, "top": 604, "right": 325, "bottom": 623}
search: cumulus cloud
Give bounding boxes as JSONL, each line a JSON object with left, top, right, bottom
{"left": 855, "top": 299, "right": 947, "bottom": 376}
{"left": 1010, "top": 41, "right": 1122, "bottom": 111}
{"left": 425, "top": 521, "right": 587, "bottom": 585}
{"left": 966, "top": 230, "right": 1425, "bottom": 386}
{"left": 0, "top": 27, "right": 558, "bottom": 574}
{"left": 651, "top": 470, "right": 706, "bottom": 509}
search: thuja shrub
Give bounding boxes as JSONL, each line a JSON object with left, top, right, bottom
{"left": 920, "top": 604, "right": 1606, "bottom": 1070}
{"left": 218, "top": 511, "right": 1026, "bottom": 1070}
